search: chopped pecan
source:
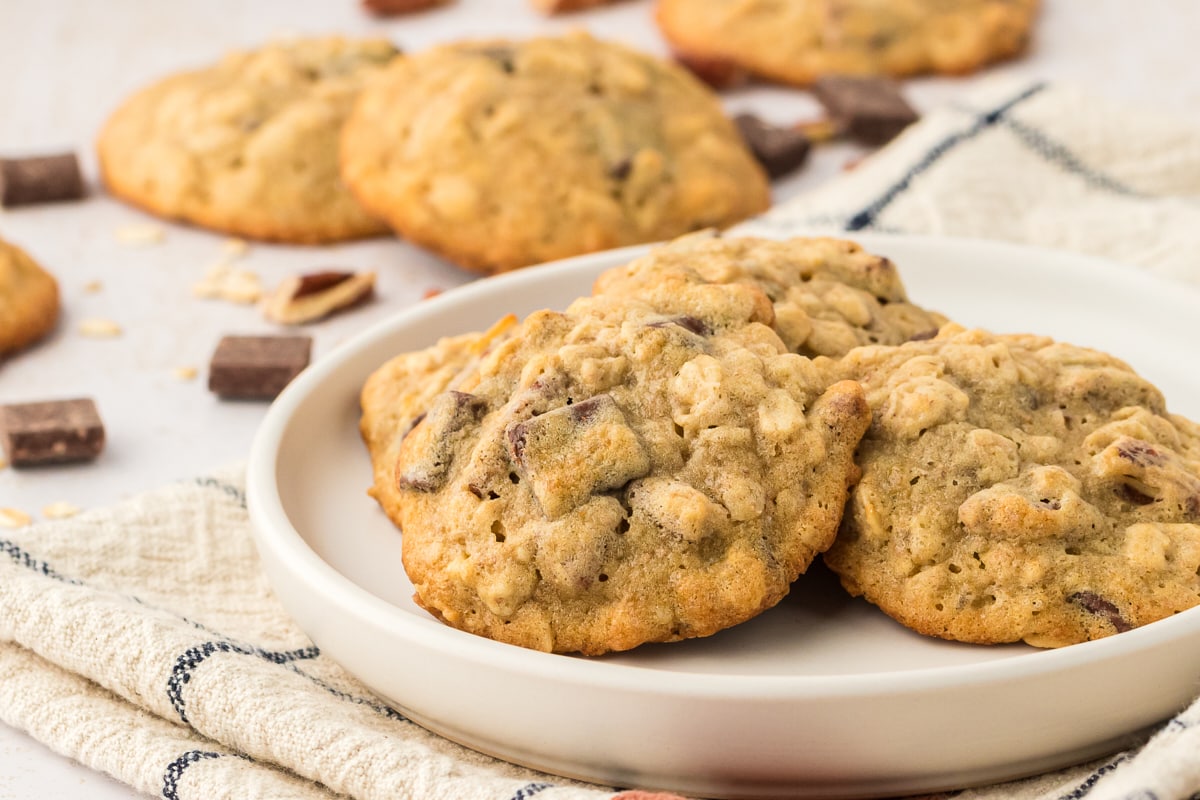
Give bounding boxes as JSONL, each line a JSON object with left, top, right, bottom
{"left": 263, "top": 270, "right": 376, "bottom": 325}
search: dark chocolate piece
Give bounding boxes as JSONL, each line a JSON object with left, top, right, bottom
{"left": 1068, "top": 591, "right": 1132, "bottom": 633}
{"left": 396, "top": 391, "right": 488, "bottom": 491}
{"left": 0, "top": 153, "right": 85, "bottom": 207}
{"left": 0, "top": 398, "right": 105, "bottom": 466}
{"left": 734, "top": 114, "right": 812, "bottom": 179}
{"left": 208, "top": 335, "right": 312, "bottom": 400}
{"left": 812, "top": 76, "right": 919, "bottom": 146}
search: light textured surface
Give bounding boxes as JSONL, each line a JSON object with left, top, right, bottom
{"left": 1, "top": 0, "right": 1200, "bottom": 797}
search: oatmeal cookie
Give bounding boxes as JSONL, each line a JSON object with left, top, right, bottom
{"left": 823, "top": 325, "right": 1200, "bottom": 647}
{"left": 98, "top": 36, "right": 397, "bottom": 243}
{"left": 363, "top": 289, "right": 870, "bottom": 654}
{"left": 593, "top": 232, "right": 947, "bottom": 358}
{"left": 340, "top": 33, "right": 769, "bottom": 274}
{"left": 0, "top": 238, "right": 59, "bottom": 356}
{"left": 656, "top": 0, "right": 1039, "bottom": 87}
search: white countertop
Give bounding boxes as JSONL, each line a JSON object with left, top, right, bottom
{"left": 1, "top": 1, "right": 1198, "bottom": 797}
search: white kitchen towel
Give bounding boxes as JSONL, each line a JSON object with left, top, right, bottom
{"left": 739, "top": 78, "right": 1200, "bottom": 285}
{"left": 3, "top": 79, "right": 1200, "bottom": 800}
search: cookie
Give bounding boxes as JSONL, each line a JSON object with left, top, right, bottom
{"left": 822, "top": 325, "right": 1200, "bottom": 647}
{"left": 0, "top": 238, "right": 59, "bottom": 356}
{"left": 340, "top": 33, "right": 770, "bottom": 274}
{"left": 97, "top": 37, "right": 398, "bottom": 244}
{"left": 362, "top": 290, "right": 870, "bottom": 654}
{"left": 656, "top": 0, "right": 1039, "bottom": 87}
{"left": 361, "top": 318, "right": 518, "bottom": 531}
{"left": 592, "top": 232, "right": 948, "bottom": 358}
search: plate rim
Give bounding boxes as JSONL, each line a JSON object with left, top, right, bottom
{"left": 246, "top": 232, "right": 1200, "bottom": 701}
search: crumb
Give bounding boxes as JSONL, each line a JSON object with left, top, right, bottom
{"left": 41, "top": 501, "right": 81, "bottom": 520}
{"left": 221, "top": 238, "right": 250, "bottom": 258}
{"left": 78, "top": 318, "right": 123, "bottom": 338}
{"left": 0, "top": 508, "right": 32, "bottom": 528}
{"left": 192, "top": 262, "right": 263, "bottom": 304}
{"left": 422, "top": 287, "right": 443, "bottom": 300}
{"left": 172, "top": 366, "right": 198, "bottom": 381}
{"left": 82, "top": 280, "right": 103, "bottom": 294}
{"left": 114, "top": 223, "right": 166, "bottom": 245}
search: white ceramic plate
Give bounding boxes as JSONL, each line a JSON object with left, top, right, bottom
{"left": 247, "top": 234, "right": 1200, "bottom": 799}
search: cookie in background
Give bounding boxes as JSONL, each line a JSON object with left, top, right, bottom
{"left": 0, "top": 237, "right": 59, "bottom": 357}
{"left": 656, "top": 0, "right": 1039, "bottom": 87}
{"left": 340, "top": 32, "right": 770, "bottom": 274}
{"left": 97, "top": 36, "right": 399, "bottom": 244}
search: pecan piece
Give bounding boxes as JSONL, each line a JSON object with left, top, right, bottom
{"left": 263, "top": 270, "right": 376, "bottom": 325}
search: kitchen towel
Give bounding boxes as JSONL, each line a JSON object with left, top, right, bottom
{"left": 3, "top": 79, "right": 1200, "bottom": 800}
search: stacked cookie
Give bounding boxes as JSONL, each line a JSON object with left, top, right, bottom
{"left": 98, "top": 32, "right": 768, "bottom": 272}
{"left": 361, "top": 233, "right": 1200, "bottom": 655}
{"left": 361, "top": 245, "right": 872, "bottom": 654}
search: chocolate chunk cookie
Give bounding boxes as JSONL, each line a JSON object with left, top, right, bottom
{"left": 361, "top": 319, "right": 518, "bottom": 531}
{"left": 823, "top": 325, "right": 1200, "bottom": 647}
{"left": 592, "top": 232, "right": 947, "bottom": 358}
{"left": 362, "top": 290, "right": 870, "bottom": 654}
{"left": 340, "top": 33, "right": 770, "bottom": 274}
{"left": 98, "top": 37, "right": 397, "bottom": 243}
{"left": 656, "top": 0, "right": 1039, "bottom": 87}
{"left": 0, "top": 238, "right": 59, "bottom": 356}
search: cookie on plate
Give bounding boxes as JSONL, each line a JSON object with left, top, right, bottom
{"left": 361, "top": 318, "right": 518, "bottom": 530}
{"left": 822, "top": 325, "right": 1200, "bottom": 647}
{"left": 340, "top": 32, "right": 770, "bottom": 274}
{"left": 592, "top": 232, "right": 948, "bottom": 358}
{"left": 98, "top": 36, "right": 398, "bottom": 244}
{"left": 0, "top": 238, "right": 59, "bottom": 356}
{"left": 363, "top": 289, "right": 870, "bottom": 654}
{"left": 656, "top": 0, "right": 1039, "bottom": 87}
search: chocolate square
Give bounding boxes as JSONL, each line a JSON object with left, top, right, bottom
{"left": 734, "top": 113, "right": 812, "bottom": 179}
{"left": 208, "top": 335, "right": 312, "bottom": 400}
{"left": 812, "top": 76, "right": 919, "bottom": 146}
{"left": 0, "top": 398, "right": 105, "bottom": 466}
{"left": 0, "top": 153, "right": 85, "bottom": 207}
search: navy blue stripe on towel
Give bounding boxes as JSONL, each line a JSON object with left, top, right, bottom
{"left": 845, "top": 83, "right": 1048, "bottom": 231}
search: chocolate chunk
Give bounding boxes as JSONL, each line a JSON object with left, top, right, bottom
{"left": 609, "top": 158, "right": 633, "bottom": 181}
{"left": 734, "top": 114, "right": 812, "bottom": 179}
{"left": 506, "top": 394, "right": 651, "bottom": 519}
{"left": 208, "top": 335, "right": 312, "bottom": 400}
{"left": 1068, "top": 591, "right": 1132, "bottom": 633}
{"left": 0, "top": 153, "right": 85, "bottom": 207}
{"left": 812, "top": 76, "right": 919, "bottom": 146}
{"left": 674, "top": 52, "right": 749, "bottom": 90}
{"left": 0, "top": 398, "right": 105, "bottom": 466}
{"left": 397, "top": 390, "right": 488, "bottom": 491}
